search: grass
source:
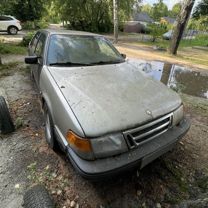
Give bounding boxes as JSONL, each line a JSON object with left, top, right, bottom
{"left": 0, "top": 62, "right": 28, "bottom": 78}
{"left": 0, "top": 62, "right": 18, "bottom": 71}
{"left": 132, "top": 38, "right": 208, "bottom": 50}
{"left": 0, "top": 42, "right": 27, "bottom": 55}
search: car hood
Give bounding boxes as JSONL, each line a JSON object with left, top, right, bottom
{"left": 48, "top": 62, "right": 181, "bottom": 137}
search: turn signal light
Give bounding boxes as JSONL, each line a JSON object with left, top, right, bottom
{"left": 66, "top": 131, "right": 92, "bottom": 152}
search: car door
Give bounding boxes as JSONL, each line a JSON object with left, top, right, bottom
{"left": 33, "top": 33, "right": 47, "bottom": 88}
{"left": 0, "top": 16, "right": 6, "bottom": 30}
{"left": 0, "top": 16, "right": 3, "bottom": 30}
{"left": 0, "top": 16, "right": 12, "bottom": 31}
{"left": 28, "top": 32, "right": 41, "bottom": 86}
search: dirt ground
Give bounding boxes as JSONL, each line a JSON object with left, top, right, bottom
{"left": 116, "top": 44, "right": 208, "bottom": 71}
{"left": 0, "top": 54, "right": 208, "bottom": 208}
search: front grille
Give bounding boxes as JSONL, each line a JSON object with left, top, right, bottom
{"left": 123, "top": 113, "right": 173, "bottom": 149}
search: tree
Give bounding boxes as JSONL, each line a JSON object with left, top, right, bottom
{"left": 0, "top": 0, "right": 16, "bottom": 15}
{"left": 53, "top": 0, "right": 141, "bottom": 33}
{"left": 170, "top": 3, "right": 182, "bottom": 18}
{"left": 151, "top": 0, "right": 168, "bottom": 21}
{"left": 169, "top": 0, "right": 195, "bottom": 55}
{"left": 141, "top": 4, "right": 152, "bottom": 16}
{"left": 188, "top": 16, "right": 208, "bottom": 31}
{"left": 192, "top": 0, "right": 208, "bottom": 19}
{"left": 53, "top": 0, "right": 112, "bottom": 32}
{"left": 113, "top": 0, "right": 119, "bottom": 43}
{"left": 0, "top": 0, "right": 47, "bottom": 22}
{"left": 13, "top": 0, "right": 47, "bottom": 21}
{"left": 148, "top": 23, "right": 167, "bottom": 42}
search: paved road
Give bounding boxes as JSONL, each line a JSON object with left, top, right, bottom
{"left": 0, "top": 24, "right": 63, "bottom": 43}
{"left": 0, "top": 30, "right": 26, "bottom": 43}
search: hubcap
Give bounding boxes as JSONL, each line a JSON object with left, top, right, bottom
{"left": 10, "top": 27, "right": 17, "bottom": 34}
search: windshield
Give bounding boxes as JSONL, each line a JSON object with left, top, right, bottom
{"left": 47, "top": 34, "right": 124, "bottom": 66}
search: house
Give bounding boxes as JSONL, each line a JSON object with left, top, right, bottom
{"left": 161, "top": 17, "right": 176, "bottom": 25}
{"left": 133, "top": 12, "right": 154, "bottom": 26}
{"left": 124, "top": 12, "right": 153, "bottom": 33}
{"left": 123, "top": 21, "right": 145, "bottom": 33}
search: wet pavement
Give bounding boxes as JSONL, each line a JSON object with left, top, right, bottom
{"left": 129, "top": 58, "right": 208, "bottom": 99}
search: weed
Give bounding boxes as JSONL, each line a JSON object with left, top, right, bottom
{"left": 0, "top": 42, "right": 26, "bottom": 55}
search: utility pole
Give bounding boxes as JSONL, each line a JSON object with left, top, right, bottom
{"left": 113, "top": 0, "right": 118, "bottom": 43}
{"left": 169, "top": 0, "right": 195, "bottom": 55}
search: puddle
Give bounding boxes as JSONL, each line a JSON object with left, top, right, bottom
{"left": 129, "top": 59, "right": 208, "bottom": 99}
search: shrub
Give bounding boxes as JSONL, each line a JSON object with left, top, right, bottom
{"left": 147, "top": 23, "right": 168, "bottom": 42}
{"left": 22, "top": 21, "right": 36, "bottom": 30}
{"left": 22, "top": 20, "right": 49, "bottom": 30}
{"left": 21, "top": 32, "right": 36, "bottom": 47}
{"left": 35, "top": 20, "right": 49, "bottom": 29}
{"left": 195, "top": 34, "right": 208, "bottom": 47}
{"left": 0, "top": 43, "right": 27, "bottom": 54}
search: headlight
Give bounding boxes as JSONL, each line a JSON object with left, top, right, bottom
{"left": 91, "top": 133, "right": 128, "bottom": 159}
{"left": 66, "top": 131, "right": 95, "bottom": 160}
{"left": 172, "top": 105, "right": 184, "bottom": 126}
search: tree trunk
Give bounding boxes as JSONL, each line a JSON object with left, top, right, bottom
{"left": 113, "top": 0, "right": 118, "bottom": 43}
{"left": 169, "top": 0, "right": 195, "bottom": 55}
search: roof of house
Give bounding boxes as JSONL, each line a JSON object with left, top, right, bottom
{"left": 161, "top": 17, "right": 176, "bottom": 24}
{"left": 133, "top": 12, "right": 153, "bottom": 23}
{"left": 125, "top": 21, "right": 142, "bottom": 26}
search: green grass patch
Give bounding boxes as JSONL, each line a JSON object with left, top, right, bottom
{"left": 0, "top": 62, "right": 18, "bottom": 71}
{"left": 0, "top": 43, "right": 27, "bottom": 55}
{"left": 0, "top": 62, "right": 25, "bottom": 77}
{"left": 196, "top": 176, "right": 208, "bottom": 193}
{"left": 135, "top": 35, "right": 208, "bottom": 49}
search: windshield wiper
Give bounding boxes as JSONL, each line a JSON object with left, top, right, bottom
{"left": 90, "top": 60, "right": 124, "bottom": 65}
{"left": 49, "top": 62, "right": 92, "bottom": 66}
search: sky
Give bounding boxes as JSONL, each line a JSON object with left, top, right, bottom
{"left": 142, "top": 0, "right": 200, "bottom": 9}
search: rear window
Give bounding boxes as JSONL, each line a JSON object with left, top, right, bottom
{"left": 0, "top": 16, "right": 13, "bottom": 21}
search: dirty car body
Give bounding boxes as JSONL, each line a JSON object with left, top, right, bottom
{"left": 25, "top": 29, "right": 190, "bottom": 179}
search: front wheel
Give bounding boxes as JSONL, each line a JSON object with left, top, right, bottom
{"left": 8, "top": 26, "right": 18, "bottom": 35}
{"left": 43, "top": 104, "right": 59, "bottom": 150}
{"left": 0, "top": 96, "right": 15, "bottom": 134}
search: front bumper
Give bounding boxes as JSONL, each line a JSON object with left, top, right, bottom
{"left": 66, "top": 117, "right": 190, "bottom": 179}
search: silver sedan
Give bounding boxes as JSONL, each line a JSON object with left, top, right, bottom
{"left": 25, "top": 29, "right": 190, "bottom": 179}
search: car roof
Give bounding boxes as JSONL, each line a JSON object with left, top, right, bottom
{"left": 0, "top": 15, "right": 14, "bottom": 18}
{"left": 39, "top": 29, "right": 102, "bottom": 37}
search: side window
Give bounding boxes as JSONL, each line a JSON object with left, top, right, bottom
{"left": 0, "top": 16, "right": 12, "bottom": 21}
{"left": 35, "top": 34, "right": 46, "bottom": 57}
{"left": 5, "top": 17, "right": 13, "bottom": 20}
{"left": 30, "top": 32, "right": 41, "bottom": 53}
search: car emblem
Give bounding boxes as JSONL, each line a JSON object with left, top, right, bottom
{"left": 146, "top": 110, "right": 152, "bottom": 116}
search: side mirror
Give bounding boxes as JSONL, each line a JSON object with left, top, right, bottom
{"left": 25, "top": 56, "right": 38, "bottom": 64}
{"left": 121, "top": 54, "right": 126, "bottom": 59}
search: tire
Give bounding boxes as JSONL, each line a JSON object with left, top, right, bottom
{"left": 8, "top": 26, "right": 18, "bottom": 35}
{"left": 23, "top": 185, "right": 55, "bottom": 208}
{"left": 43, "top": 104, "right": 59, "bottom": 150}
{"left": 0, "top": 96, "right": 15, "bottom": 134}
